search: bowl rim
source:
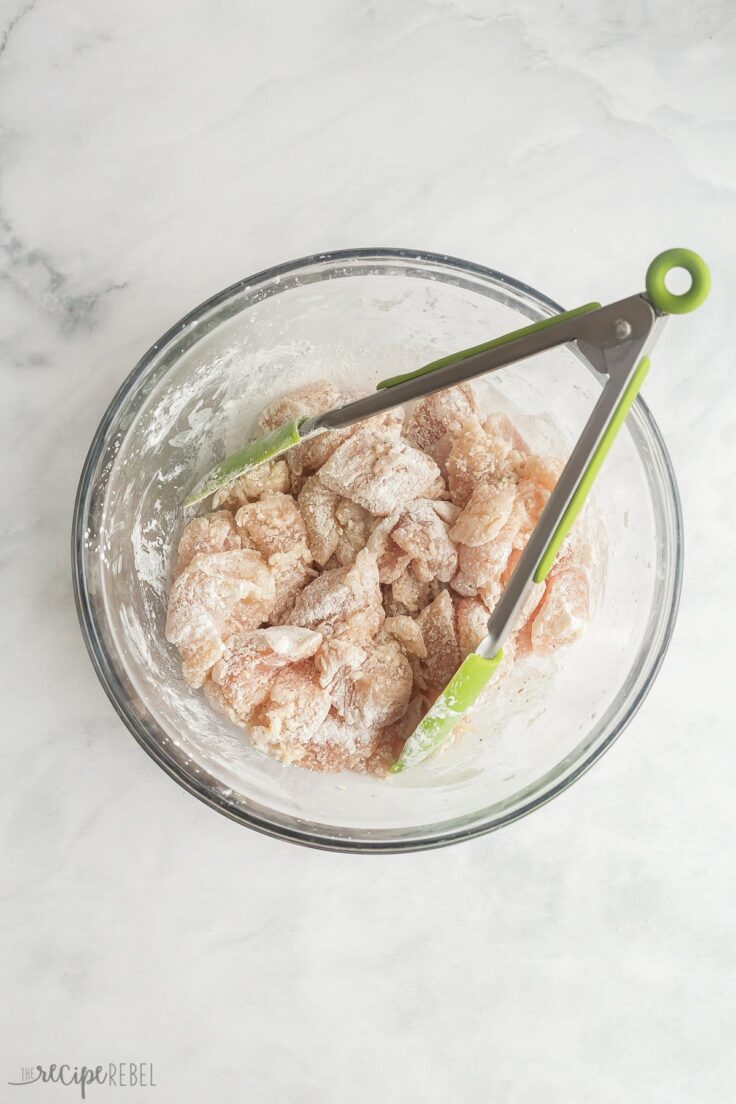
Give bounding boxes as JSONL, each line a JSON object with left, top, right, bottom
{"left": 72, "top": 246, "right": 683, "bottom": 853}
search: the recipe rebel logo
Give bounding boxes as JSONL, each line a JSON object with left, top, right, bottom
{"left": 8, "top": 1063, "right": 157, "bottom": 1098}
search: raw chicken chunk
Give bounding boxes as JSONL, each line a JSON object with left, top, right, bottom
{"left": 403, "top": 384, "right": 479, "bottom": 465}
{"left": 380, "top": 615, "right": 427, "bottom": 659}
{"left": 416, "top": 589, "right": 461, "bottom": 694}
{"left": 482, "top": 411, "right": 528, "bottom": 455}
{"left": 428, "top": 500, "right": 461, "bottom": 525}
{"left": 298, "top": 477, "right": 341, "bottom": 566}
{"left": 454, "top": 595, "right": 489, "bottom": 659}
{"left": 319, "top": 427, "right": 440, "bottom": 516}
{"left": 423, "top": 473, "right": 450, "bottom": 500}
{"left": 297, "top": 711, "right": 387, "bottom": 774}
{"left": 314, "top": 638, "right": 367, "bottom": 689}
{"left": 212, "top": 460, "right": 290, "bottom": 511}
{"left": 173, "top": 511, "right": 240, "bottom": 579}
{"left": 248, "top": 663, "right": 331, "bottom": 763}
{"left": 328, "top": 641, "right": 413, "bottom": 729}
{"left": 333, "top": 498, "right": 373, "bottom": 567}
{"left": 235, "top": 493, "right": 310, "bottom": 559}
{"left": 451, "top": 532, "right": 514, "bottom": 603}
{"left": 531, "top": 567, "right": 589, "bottom": 654}
{"left": 510, "top": 478, "right": 549, "bottom": 546}
{"left": 235, "top": 493, "right": 314, "bottom": 620}
{"left": 207, "top": 626, "right": 322, "bottom": 726}
{"left": 447, "top": 417, "right": 514, "bottom": 507}
{"left": 367, "top": 512, "right": 412, "bottom": 584}
{"left": 386, "top": 569, "right": 436, "bottom": 614}
{"left": 259, "top": 380, "right": 349, "bottom": 433}
{"left": 287, "top": 548, "right": 384, "bottom": 643}
{"left": 379, "top": 692, "right": 426, "bottom": 745}
{"left": 450, "top": 476, "right": 546, "bottom": 606}
{"left": 260, "top": 383, "right": 405, "bottom": 485}
{"left": 299, "top": 479, "right": 374, "bottom": 569}
{"left": 518, "top": 453, "right": 562, "bottom": 494}
{"left": 166, "top": 550, "right": 276, "bottom": 688}
{"left": 391, "top": 500, "right": 457, "bottom": 583}
{"left": 259, "top": 379, "right": 356, "bottom": 483}
{"left": 269, "top": 553, "right": 316, "bottom": 623}
{"left": 449, "top": 480, "right": 517, "bottom": 547}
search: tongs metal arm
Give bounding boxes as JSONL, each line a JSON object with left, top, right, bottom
{"left": 480, "top": 294, "right": 664, "bottom": 658}
{"left": 305, "top": 302, "right": 603, "bottom": 435}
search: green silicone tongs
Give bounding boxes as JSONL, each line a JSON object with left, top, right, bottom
{"left": 391, "top": 248, "right": 710, "bottom": 770}
{"left": 183, "top": 249, "right": 709, "bottom": 770}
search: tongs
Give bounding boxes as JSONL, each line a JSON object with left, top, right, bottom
{"left": 182, "top": 248, "right": 710, "bottom": 771}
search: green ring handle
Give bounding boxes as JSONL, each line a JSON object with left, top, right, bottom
{"left": 645, "top": 248, "right": 710, "bottom": 314}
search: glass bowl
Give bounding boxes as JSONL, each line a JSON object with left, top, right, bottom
{"left": 72, "top": 249, "right": 682, "bottom": 852}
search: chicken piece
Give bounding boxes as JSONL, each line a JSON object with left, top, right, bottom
{"left": 166, "top": 550, "right": 276, "bottom": 688}
{"left": 287, "top": 548, "right": 384, "bottom": 643}
{"left": 416, "top": 589, "right": 461, "bottom": 694}
{"left": 380, "top": 615, "right": 427, "bottom": 659}
{"left": 518, "top": 453, "right": 563, "bottom": 494}
{"left": 206, "top": 626, "right": 322, "bottom": 725}
{"left": 259, "top": 379, "right": 355, "bottom": 483}
{"left": 334, "top": 499, "right": 373, "bottom": 567}
{"left": 367, "top": 512, "right": 412, "bottom": 584}
{"left": 391, "top": 500, "right": 457, "bottom": 583}
{"left": 365, "top": 407, "right": 406, "bottom": 437}
{"left": 450, "top": 471, "right": 547, "bottom": 604}
{"left": 482, "top": 411, "right": 528, "bottom": 455}
{"left": 428, "top": 500, "right": 461, "bottom": 525}
{"left": 298, "top": 476, "right": 341, "bottom": 566}
{"left": 235, "top": 493, "right": 310, "bottom": 559}
{"left": 362, "top": 694, "right": 430, "bottom": 776}
{"left": 286, "top": 430, "right": 352, "bottom": 485}
{"left": 361, "top": 731, "right": 405, "bottom": 777}
{"left": 422, "top": 474, "right": 449, "bottom": 500}
{"left": 173, "top": 511, "right": 240, "bottom": 579}
{"left": 387, "top": 569, "right": 435, "bottom": 614}
{"left": 531, "top": 567, "right": 589, "bottom": 654}
{"left": 328, "top": 641, "right": 413, "bottom": 729}
{"left": 247, "top": 662, "right": 331, "bottom": 763}
{"left": 319, "top": 427, "right": 441, "bottom": 516}
{"left": 258, "top": 380, "right": 349, "bottom": 433}
{"left": 510, "top": 478, "right": 548, "bottom": 548}
{"left": 269, "top": 554, "right": 316, "bottom": 622}
{"left": 447, "top": 417, "right": 514, "bottom": 507}
{"left": 449, "top": 479, "right": 517, "bottom": 548}
{"left": 454, "top": 595, "right": 489, "bottom": 659}
{"left": 235, "top": 493, "right": 314, "bottom": 620}
{"left": 297, "top": 710, "right": 387, "bottom": 774}
{"left": 451, "top": 531, "right": 514, "bottom": 600}
{"left": 298, "top": 479, "right": 374, "bottom": 569}
{"left": 290, "top": 406, "right": 407, "bottom": 483}
{"left": 403, "top": 384, "right": 479, "bottom": 462}
{"left": 212, "top": 460, "right": 290, "bottom": 511}
{"left": 314, "top": 638, "right": 367, "bottom": 689}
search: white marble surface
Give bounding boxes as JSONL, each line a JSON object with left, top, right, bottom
{"left": 2, "top": 1, "right": 735, "bottom": 1100}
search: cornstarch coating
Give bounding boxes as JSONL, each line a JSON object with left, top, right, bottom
{"left": 166, "top": 380, "right": 595, "bottom": 774}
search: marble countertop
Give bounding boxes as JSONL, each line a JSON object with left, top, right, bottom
{"left": 2, "top": 2, "right": 735, "bottom": 1100}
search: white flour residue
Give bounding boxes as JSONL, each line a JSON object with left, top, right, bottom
{"left": 114, "top": 336, "right": 607, "bottom": 789}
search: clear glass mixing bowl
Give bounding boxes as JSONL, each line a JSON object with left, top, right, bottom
{"left": 72, "top": 249, "right": 682, "bottom": 852}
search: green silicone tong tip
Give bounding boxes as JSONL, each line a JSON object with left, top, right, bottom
{"left": 184, "top": 417, "right": 306, "bottom": 507}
